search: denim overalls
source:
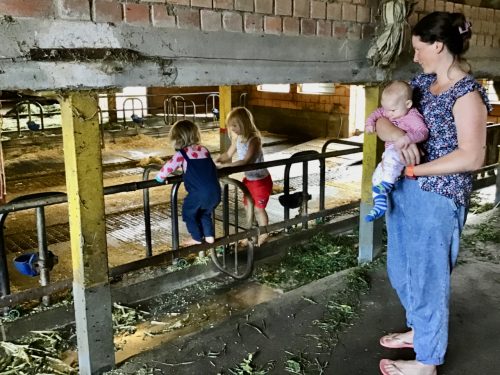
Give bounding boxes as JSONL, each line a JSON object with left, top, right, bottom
{"left": 179, "top": 148, "right": 221, "bottom": 242}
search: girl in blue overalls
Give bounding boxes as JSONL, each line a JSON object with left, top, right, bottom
{"left": 155, "top": 120, "right": 221, "bottom": 246}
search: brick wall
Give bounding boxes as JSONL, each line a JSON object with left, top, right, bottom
{"left": 408, "top": 0, "right": 499, "bottom": 48}
{"left": 247, "top": 84, "right": 350, "bottom": 114}
{"left": 0, "top": 1, "right": 497, "bottom": 47}
{"left": 0, "top": 0, "right": 378, "bottom": 40}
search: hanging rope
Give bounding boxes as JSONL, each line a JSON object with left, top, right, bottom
{"left": 367, "top": 0, "right": 414, "bottom": 68}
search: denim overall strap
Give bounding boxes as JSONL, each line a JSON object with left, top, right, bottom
{"left": 386, "top": 178, "right": 466, "bottom": 365}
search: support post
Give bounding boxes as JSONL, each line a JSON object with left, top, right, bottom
{"left": 60, "top": 92, "right": 115, "bottom": 374}
{"left": 496, "top": 146, "right": 500, "bottom": 205}
{"left": 219, "top": 85, "right": 231, "bottom": 153}
{"left": 358, "top": 85, "right": 384, "bottom": 264}
{"left": 107, "top": 93, "right": 118, "bottom": 124}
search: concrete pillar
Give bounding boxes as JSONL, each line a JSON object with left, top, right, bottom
{"left": 59, "top": 92, "right": 115, "bottom": 374}
{"left": 219, "top": 85, "right": 232, "bottom": 152}
{"left": 358, "top": 85, "right": 384, "bottom": 264}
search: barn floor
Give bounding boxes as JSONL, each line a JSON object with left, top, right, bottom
{"left": 109, "top": 204, "right": 500, "bottom": 375}
{"left": 2, "top": 129, "right": 498, "bottom": 374}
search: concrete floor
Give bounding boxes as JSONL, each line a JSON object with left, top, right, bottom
{"left": 110, "top": 207, "right": 500, "bottom": 375}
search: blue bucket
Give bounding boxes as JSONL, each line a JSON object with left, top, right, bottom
{"left": 13, "top": 253, "right": 39, "bottom": 277}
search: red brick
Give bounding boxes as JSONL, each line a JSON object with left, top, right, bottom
{"left": 0, "top": 0, "right": 55, "bottom": 18}
{"left": 326, "top": 3, "right": 341, "bottom": 21}
{"left": 60, "top": 0, "right": 91, "bottom": 20}
{"left": 124, "top": 3, "right": 150, "bottom": 25}
{"left": 244, "top": 13, "right": 263, "bottom": 33}
{"left": 310, "top": 0, "right": 325, "bottom": 19}
{"left": 153, "top": 5, "right": 176, "bottom": 27}
{"left": 283, "top": 16, "right": 299, "bottom": 35}
{"left": 235, "top": 0, "right": 253, "bottom": 11}
{"left": 301, "top": 18, "right": 315, "bottom": 35}
{"left": 222, "top": 11, "right": 242, "bottom": 31}
{"left": 435, "top": 0, "right": 444, "bottom": 11}
{"left": 317, "top": 19, "right": 331, "bottom": 36}
{"left": 342, "top": 3, "right": 356, "bottom": 22}
{"left": 176, "top": 7, "right": 200, "bottom": 29}
{"left": 294, "top": 0, "right": 309, "bottom": 18}
{"left": 264, "top": 16, "right": 282, "bottom": 34}
{"left": 424, "top": 0, "right": 434, "bottom": 12}
{"left": 332, "top": 21, "right": 347, "bottom": 38}
{"left": 214, "top": 0, "right": 233, "bottom": 9}
{"left": 95, "top": 0, "right": 122, "bottom": 23}
{"left": 255, "top": 0, "right": 273, "bottom": 14}
{"left": 191, "top": 0, "right": 212, "bottom": 7}
{"left": 275, "top": 0, "right": 291, "bottom": 16}
{"left": 356, "top": 5, "right": 370, "bottom": 23}
{"left": 200, "top": 9, "right": 221, "bottom": 31}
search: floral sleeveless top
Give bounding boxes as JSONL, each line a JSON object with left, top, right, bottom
{"left": 410, "top": 74, "right": 491, "bottom": 207}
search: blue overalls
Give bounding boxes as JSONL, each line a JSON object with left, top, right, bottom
{"left": 179, "top": 148, "right": 221, "bottom": 242}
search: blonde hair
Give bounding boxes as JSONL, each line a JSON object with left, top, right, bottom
{"left": 226, "top": 107, "right": 260, "bottom": 142}
{"left": 169, "top": 120, "right": 201, "bottom": 149}
{"left": 382, "top": 80, "right": 413, "bottom": 102}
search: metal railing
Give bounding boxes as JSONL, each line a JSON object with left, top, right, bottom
{"left": 0, "top": 140, "right": 365, "bottom": 310}
{"left": 2, "top": 134, "right": 497, "bottom": 311}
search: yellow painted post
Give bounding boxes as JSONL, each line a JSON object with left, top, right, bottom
{"left": 60, "top": 92, "right": 114, "bottom": 374}
{"left": 358, "top": 85, "right": 384, "bottom": 263}
{"left": 219, "top": 85, "right": 232, "bottom": 153}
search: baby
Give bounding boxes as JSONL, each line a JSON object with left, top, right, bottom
{"left": 365, "top": 80, "right": 428, "bottom": 222}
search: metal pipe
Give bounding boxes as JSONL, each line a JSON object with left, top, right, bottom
{"left": 222, "top": 184, "right": 230, "bottom": 268}
{"left": 142, "top": 165, "right": 162, "bottom": 257}
{"left": 36, "top": 206, "right": 51, "bottom": 306}
{"left": 170, "top": 182, "right": 181, "bottom": 252}
{"left": 302, "top": 160, "right": 309, "bottom": 230}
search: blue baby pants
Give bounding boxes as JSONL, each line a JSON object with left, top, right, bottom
{"left": 386, "top": 178, "right": 467, "bottom": 365}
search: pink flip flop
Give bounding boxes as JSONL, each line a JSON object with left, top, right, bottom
{"left": 379, "top": 359, "right": 405, "bottom": 375}
{"left": 379, "top": 333, "right": 414, "bottom": 349}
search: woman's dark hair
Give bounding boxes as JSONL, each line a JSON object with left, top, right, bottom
{"left": 412, "top": 12, "right": 471, "bottom": 58}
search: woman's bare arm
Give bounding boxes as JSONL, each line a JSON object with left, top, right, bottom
{"left": 413, "top": 91, "right": 487, "bottom": 176}
{"left": 374, "top": 117, "right": 407, "bottom": 142}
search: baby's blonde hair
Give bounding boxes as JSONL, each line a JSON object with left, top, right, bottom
{"left": 382, "top": 80, "right": 413, "bottom": 103}
{"left": 169, "top": 120, "right": 201, "bottom": 149}
{"left": 226, "top": 107, "right": 260, "bottom": 142}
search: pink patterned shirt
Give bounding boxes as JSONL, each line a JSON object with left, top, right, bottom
{"left": 155, "top": 144, "right": 210, "bottom": 182}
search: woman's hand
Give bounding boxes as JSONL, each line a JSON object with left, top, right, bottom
{"left": 398, "top": 143, "right": 421, "bottom": 166}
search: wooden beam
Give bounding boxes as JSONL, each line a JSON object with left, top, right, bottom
{"left": 358, "top": 85, "right": 384, "bottom": 264}
{"left": 219, "top": 85, "right": 232, "bottom": 153}
{"left": 60, "top": 92, "right": 115, "bottom": 374}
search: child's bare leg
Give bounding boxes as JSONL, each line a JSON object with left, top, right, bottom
{"left": 255, "top": 207, "right": 269, "bottom": 245}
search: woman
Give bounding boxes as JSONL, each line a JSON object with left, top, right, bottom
{"left": 375, "top": 12, "right": 491, "bottom": 375}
